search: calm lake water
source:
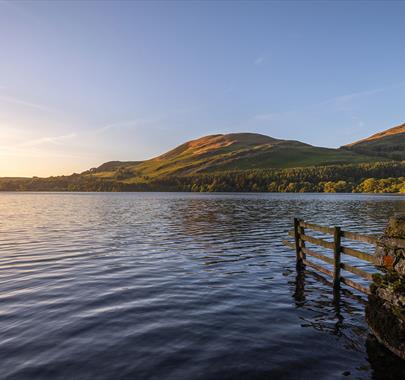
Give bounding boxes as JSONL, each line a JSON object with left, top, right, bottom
{"left": 1, "top": 192, "right": 405, "bottom": 380}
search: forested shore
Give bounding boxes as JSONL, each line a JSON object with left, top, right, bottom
{"left": 2, "top": 161, "right": 405, "bottom": 193}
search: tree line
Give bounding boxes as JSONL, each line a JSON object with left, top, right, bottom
{"left": 2, "top": 161, "right": 405, "bottom": 193}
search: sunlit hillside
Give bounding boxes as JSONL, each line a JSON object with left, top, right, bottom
{"left": 86, "top": 132, "right": 380, "bottom": 181}
{"left": 343, "top": 123, "right": 405, "bottom": 160}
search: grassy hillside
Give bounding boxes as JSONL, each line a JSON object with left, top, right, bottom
{"left": 87, "top": 133, "right": 380, "bottom": 181}
{"left": 2, "top": 130, "right": 404, "bottom": 192}
{"left": 343, "top": 123, "right": 405, "bottom": 160}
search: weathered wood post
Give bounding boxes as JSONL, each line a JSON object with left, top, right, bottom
{"left": 333, "top": 226, "right": 341, "bottom": 289}
{"left": 294, "top": 218, "right": 303, "bottom": 269}
{"left": 366, "top": 214, "right": 405, "bottom": 360}
{"left": 298, "top": 220, "right": 306, "bottom": 260}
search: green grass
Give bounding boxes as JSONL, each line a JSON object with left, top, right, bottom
{"left": 345, "top": 133, "right": 405, "bottom": 161}
{"left": 344, "top": 123, "right": 405, "bottom": 160}
{"left": 89, "top": 133, "right": 385, "bottom": 181}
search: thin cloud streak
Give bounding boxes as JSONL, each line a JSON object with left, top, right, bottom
{"left": 94, "top": 117, "right": 164, "bottom": 134}
{"left": 318, "top": 87, "right": 387, "bottom": 107}
{"left": 0, "top": 145, "right": 88, "bottom": 160}
{"left": 0, "top": 95, "right": 55, "bottom": 112}
{"left": 254, "top": 83, "right": 404, "bottom": 122}
{"left": 254, "top": 57, "right": 264, "bottom": 65}
{"left": 17, "top": 133, "right": 77, "bottom": 148}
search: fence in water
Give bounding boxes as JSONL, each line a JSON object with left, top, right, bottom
{"left": 283, "top": 218, "right": 383, "bottom": 295}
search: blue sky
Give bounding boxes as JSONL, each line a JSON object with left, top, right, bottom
{"left": 0, "top": 0, "right": 404, "bottom": 176}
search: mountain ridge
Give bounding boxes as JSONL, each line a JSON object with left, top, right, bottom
{"left": 87, "top": 131, "right": 384, "bottom": 181}
{"left": 2, "top": 124, "right": 405, "bottom": 192}
{"left": 343, "top": 122, "right": 405, "bottom": 160}
{"left": 345, "top": 123, "right": 405, "bottom": 147}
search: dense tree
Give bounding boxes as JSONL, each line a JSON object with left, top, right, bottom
{"left": 3, "top": 161, "right": 405, "bottom": 193}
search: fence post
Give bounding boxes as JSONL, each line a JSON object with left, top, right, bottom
{"left": 333, "top": 226, "right": 341, "bottom": 289}
{"left": 294, "top": 218, "right": 303, "bottom": 269}
{"left": 298, "top": 221, "right": 306, "bottom": 261}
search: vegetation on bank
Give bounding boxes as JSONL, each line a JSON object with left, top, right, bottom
{"left": 3, "top": 161, "right": 405, "bottom": 193}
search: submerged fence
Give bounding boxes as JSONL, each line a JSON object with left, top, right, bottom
{"left": 284, "top": 215, "right": 405, "bottom": 361}
{"left": 283, "top": 218, "right": 380, "bottom": 295}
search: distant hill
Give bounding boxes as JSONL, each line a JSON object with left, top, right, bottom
{"left": 3, "top": 128, "right": 405, "bottom": 192}
{"left": 343, "top": 123, "right": 405, "bottom": 160}
{"left": 88, "top": 132, "right": 379, "bottom": 181}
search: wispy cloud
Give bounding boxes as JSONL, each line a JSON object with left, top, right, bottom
{"left": 0, "top": 132, "right": 87, "bottom": 161}
{"left": 254, "top": 57, "right": 264, "bottom": 66}
{"left": 0, "top": 145, "right": 88, "bottom": 159}
{"left": 96, "top": 120, "right": 143, "bottom": 133}
{"left": 17, "top": 133, "right": 77, "bottom": 148}
{"left": 0, "top": 95, "right": 55, "bottom": 112}
{"left": 94, "top": 117, "right": 162, "bottom": 134}
{"left": 318, "top": 87, "right": 388, "bottom": 108}
{"left": 254, "top": 84, "right": 403, "bottom": 122}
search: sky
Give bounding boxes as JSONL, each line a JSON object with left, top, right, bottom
{"left": 0, "top": 0, "right": 405, "bottom": 177}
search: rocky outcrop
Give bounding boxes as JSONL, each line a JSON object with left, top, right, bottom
{"left": 366, "top": 215, "right": 405, "bottom": 360}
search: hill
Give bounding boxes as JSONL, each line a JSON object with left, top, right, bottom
{"left": 88, "top": 132, "right": 379, "bottom": 181}
{"left": 1, "top": 129, "right": 404, "bottom": 193}
{"left": 343, "top": 123, "right": 405, "bottom": 160}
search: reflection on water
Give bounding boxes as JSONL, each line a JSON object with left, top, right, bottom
{"left": 292, "top": 258, "right": 405, "bottom": 380}
{"left": 1, "top": 192, "right": 405, "bottom": 379}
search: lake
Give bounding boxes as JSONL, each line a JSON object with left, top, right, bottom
{"left": 1, "top": 192, "right": 405, "bottom": 379}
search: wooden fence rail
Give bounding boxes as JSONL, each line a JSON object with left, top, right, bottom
{"left": 283, "top": 218, "right": 381, "bottom": 296}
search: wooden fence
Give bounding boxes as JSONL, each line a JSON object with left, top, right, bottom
{"left": 283, "top": 218, "right": 380, "bottom": 296}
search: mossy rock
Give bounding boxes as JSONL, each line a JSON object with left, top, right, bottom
{"left": 366, "top": 295, "right": 405, "bottom": 360}
{"left": 385, "top": 215, "right": 405, "bottom": 239}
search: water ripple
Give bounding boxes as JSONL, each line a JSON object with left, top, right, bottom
{"left": 1, "top": 193, "right": 405, "bottom": 379}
